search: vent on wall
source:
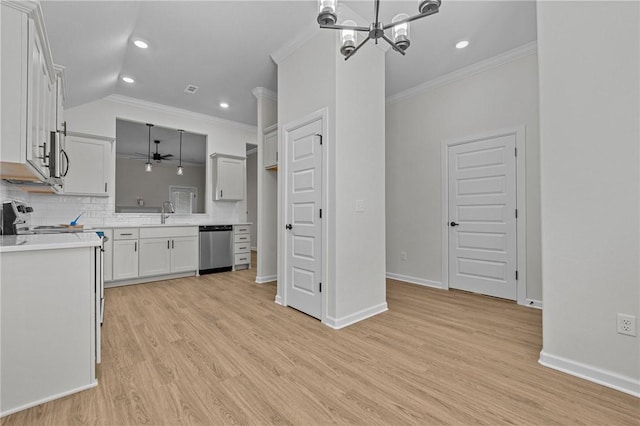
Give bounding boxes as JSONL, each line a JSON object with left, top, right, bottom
{"left": 184, "top": 84, "right": 199, "bottom": 94}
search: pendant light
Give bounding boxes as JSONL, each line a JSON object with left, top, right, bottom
{"left": 177, "top": 129, "right": 184, "bottom": 176}
{"left": 145, "top": 123, "right": 153, "bottom": 172}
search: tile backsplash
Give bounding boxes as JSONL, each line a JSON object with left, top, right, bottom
{"left": 1, "top": 182, "right": 244, "bottom": 227}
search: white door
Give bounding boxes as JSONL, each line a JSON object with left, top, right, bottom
{"left": 448, "top": 134, "right": 517, "bottom": 300}
{"left": 285, "top": 119, "right": 323, "bottom": 319}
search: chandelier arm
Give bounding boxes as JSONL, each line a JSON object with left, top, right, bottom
{"left": 344, "top": 37, "right": 371, "bottom": 61}
{"left": 320, "top": 23, "right": 370, "bottom": 32}
{"left": 381, "top": 34, "right": 407, "bottom": 56}
{"left": 382, "top": 9, "right": 440, "bottom": 30}
{"left": 374, "top": 0, "right": 381, "bottom": 25}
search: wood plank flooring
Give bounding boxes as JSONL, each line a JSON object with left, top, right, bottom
{"left": 3, "top": 254, "right": 639, "bottom": 425}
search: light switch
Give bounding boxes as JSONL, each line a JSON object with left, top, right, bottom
{"left": 355, "top": 199, "right": 365, "bottom": 213}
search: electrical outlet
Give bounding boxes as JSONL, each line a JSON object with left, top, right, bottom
{"left": 355, "top": 199, "right": 365, "bottom": 213}
{"left": 617, "top": 314, "right": 636, "bottom": 336}
{"left": 400, "top": 251, "right": 407, "bottom": 261}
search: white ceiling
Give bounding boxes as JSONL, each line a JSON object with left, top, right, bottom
{"left": 40, "top": 1, "right": 537, "bottom": 127}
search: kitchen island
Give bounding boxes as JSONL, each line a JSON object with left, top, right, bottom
{"left": 0, "top": 233, "right": 102, "bottom": 417}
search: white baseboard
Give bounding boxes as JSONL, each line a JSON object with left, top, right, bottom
{"left": 539, "top": 350, "right": 640, "bottom": 398}
{"left": 1, "top": 381, "right": 97, "bottom": 417}
{"left": 324, "top": 302, "right": 388, "bottom": 330}
{"left": 255, "top": 274, "right": 277, "bottom": 284}
{"left": 251, "top": 246, "right": 257, "bottom": 251}
{"left": 274, "top": 295, "right": 283, "bottom": 305}
{"left": 525, "top": 298, "right": 543, "bottom": 309}
{"left": 385, "top": 272, "right": 444, "bottom": 289}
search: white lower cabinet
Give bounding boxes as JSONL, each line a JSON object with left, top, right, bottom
{"left": 112, "top": 239, "right": 139, "bottom": 280}
{"left": 108, "top": 226, "right": 198, "bottom": 285}
{"left": 171, "top": 236, "right": 198, "bottom": 272}
{"left": 233, "top": 224, "right": 251, "bottom": 270}
{"left": 139, "top": 238, "right": 172, "bottom": 277}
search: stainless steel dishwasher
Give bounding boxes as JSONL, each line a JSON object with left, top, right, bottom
{"left": 199, "top": 225, "right": 233, "bottom": 274}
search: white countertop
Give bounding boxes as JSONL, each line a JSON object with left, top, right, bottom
{"left": 97, "top": 223, "right": 251, "bottom": 229}
{"left": 0, "top": 233, "right": 102, "bottom": 253}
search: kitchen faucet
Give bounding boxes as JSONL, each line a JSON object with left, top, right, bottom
{"left": 161, "top": 201, "right": 175, "bottom": 224}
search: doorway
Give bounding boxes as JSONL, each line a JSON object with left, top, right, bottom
{"left": 442, "top": 127, "right": 527, "bottom": 303}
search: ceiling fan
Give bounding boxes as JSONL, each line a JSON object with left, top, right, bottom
{"left": 134, "top": 139, "right": 174, "bottom": 163}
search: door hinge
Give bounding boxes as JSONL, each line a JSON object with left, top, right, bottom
{"left": 515, "top": 271, "right": 519, "bottom": 280}
{"left": 515, "top": 147, "right": 518, "bottom": 157}
{"left": 515, "top": 209, "right": 518, "bottom": 218}
{"left": 319, "top": 282, "right": 322, "bottom": 293}
{"left": 319, "top": 208, "right": 322, "bottom": 218}
{"left": 316, "top": 133, "right": 323, "bottom": 145}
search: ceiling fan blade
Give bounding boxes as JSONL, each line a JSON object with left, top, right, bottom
{"left": 161, "top": 154, "right": 174, "bottom": 158}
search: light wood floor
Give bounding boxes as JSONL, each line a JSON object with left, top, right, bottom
{"left": 3, "top": 253, "right": 639, "bottom": 425}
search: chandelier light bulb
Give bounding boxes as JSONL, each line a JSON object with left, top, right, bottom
{"left": 144, "top": 162, "right": 152, "bottom": 172}
{"left": 392, "top": 14, "right": 411, "bottom": 51}
{"left": 340, "top": 20, "right": 357, "bottom": 56}
{"left": 317, "top": 0, "right": 338, "bottom": 25}
{"left": 177, "top": 166, "right": 184, "bottom": 176}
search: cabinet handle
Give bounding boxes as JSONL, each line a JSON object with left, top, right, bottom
{"left": 120, "top": 233, "right": 132, "bottom": 236}
{"left": 172, "top": 240, "right": 174, "bottom": 249}
{"left": 39, "top": 141, "right": 49, "bottom": 166}
{"left": 167, "top": 240, "right": 170, "bottom": 249}
{"left": 60, "top": 149, "right": 69, "bottom": 177}
{"left": 220, "top": 190, "right": 223, "bottom": 198}
{"left": 134, "top": 242, "right": 137, "bottom": 252}
{"left": 104, "top": 182, "right": 108, "bottom": 193}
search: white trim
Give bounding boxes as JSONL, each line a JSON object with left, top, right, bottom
{"left": 270, "top": 23, "right": 318, "bottom": 65}
{"left": 441, "top": 126, "right": 528, "bottom": 305}
{"left": 251, "top": 87, "right": 277, "bottom": 102}
{"left": 255, "top": 274, "right": 277, "bottom": 284}
{"left": 386, "top": 272, "right": 444, "bottom": 289}
{"left": 539, "top": 351, "right": 640, "bottom": 398}
{"left": 105, "top": 271, "right": 196, "bottom": 288}
{"left": 280, "top": 108, "right": 329, "bottom": 323}
{"left": 250, "top": 245, "right": 257, "bottom": 251}
{"left": 525, "top": 299, "right": 543, "bottom": 309}
{"left": 387, "top": 41, "right": 537, "bottom": 105}
{"left": 104, "top": 95, "right": 257, "bottom": 133}
{"left": 274, "top": 295, "right": 283, "bottom": 305}
{"left": 324, "top": 302, "right": 388, "bottom": 330}
{"left": 0, "top": 382, "right": 97, "bottom": 418}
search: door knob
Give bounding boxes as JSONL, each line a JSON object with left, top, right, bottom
{"left": 450, "top": 221, "right": 460, "bottom": 227}
{"left": 285, "top": 224, "right": 293, "bottom": 230}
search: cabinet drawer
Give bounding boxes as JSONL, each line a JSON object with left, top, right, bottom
{"left": 139, "top": 226, "right": 198, "bottom": 239}
{"left": 234, "top": 225, "right": 250, "bottom": 234}
{"left": 234, "top": 242, "right": 250, "bottom": 254}
{"left": 113, "top": 228, "right": 139, "bottom": 240}
{"left": 234, "top": 253, "right": 250, "bottom": 265}
{"left": 234, "top": 234, "right": 250, "bottom": 243}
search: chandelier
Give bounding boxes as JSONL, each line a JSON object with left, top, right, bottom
{"left": 317, "top": 0, "right": 441, "bottom": 60}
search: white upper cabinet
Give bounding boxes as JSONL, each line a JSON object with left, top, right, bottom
{"left": 0, "top": 2, "right": 58, "bottom": 186}
{"left": 211, "top": 154, "right": 245, "bottom": 201}
{"left": 63, "top": 134, "right": 112, "bottom": 196}
{"left": 263, "top": 124, "right": 278, "bottom": 169}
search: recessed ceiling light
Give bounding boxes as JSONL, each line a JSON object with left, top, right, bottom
{"left": 122, "top": 76, "right": 135, "bottom": 84}
{"left": 133, "top": 39, "right": 149, "bottom": 49}
{"left": 219, "top": 102, "right": 229, "bottom": 109}
{"left": 456, "top": 40, "right": 469, "bottom": 49}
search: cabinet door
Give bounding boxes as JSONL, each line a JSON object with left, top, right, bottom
{"left": 139, "top": 238, "right": 171, "bottom": 277}
{"left": 170, "top": 236, "right": 198, "bottom": 273}
{"left": 112, "top": 240, "right": 139, "bottom": 280}
{"left": 64, "top": 135, "right": 110, "bottom": 196}
{"left": 264, "top": 130, "right": 278, "bottom": 169}
{"left": 217, "top": 157, "right": 244, "bottom": 200}
{"left": 103, "top": 229, "right": 113, "bottom": 282}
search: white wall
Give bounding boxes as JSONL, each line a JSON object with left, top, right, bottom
{"left": 537, "top": 0, "right": 640, "bottom": 395}
{"left": 385, "top": 53, "right": 542, "bottom": 301}
{"left": 54, "top": 96, "right": 256, "bottom": 226}
{"left": 276, "top": 29, "right": 387, "bottom": 326}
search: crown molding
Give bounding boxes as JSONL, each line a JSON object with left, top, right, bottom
{"left": 252, "top": 87, "right": 278, "bottom": 102}
{"left": 104, "top": 95, "right": 257, "bottom": 133}
{"left": 386, "top": 41, "right": 538, "bottom": 105}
